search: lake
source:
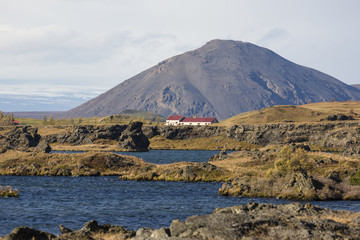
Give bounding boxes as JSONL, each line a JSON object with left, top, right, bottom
{"left": 52, "top": 149, "right": 225, "bottom": 164}
{"left": 1, "top": 150, "right": 360, "bottom": 236}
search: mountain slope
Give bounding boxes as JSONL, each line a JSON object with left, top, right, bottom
{"left": 64, "top": 39, "right": 360, "bottom": 120}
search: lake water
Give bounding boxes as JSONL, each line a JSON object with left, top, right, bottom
{"left": 1, "top": 150, "right": 360, "bottom": 236}
{"left": 52, "top": 149, "right": 224, "bottom": 164}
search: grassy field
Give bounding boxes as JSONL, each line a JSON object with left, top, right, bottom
{"left": 219, "top": 101, "right": 360, "bottom": 126}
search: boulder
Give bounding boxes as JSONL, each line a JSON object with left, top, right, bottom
{"left": 35, "top": 140, "right": 52, "bottom": 153}
{"left": 0, "top": 145, "right": 7, "bottom": 153}
{"left": 4, "top": 226, "right": 55, "bottom": 240}
{"left": 3, "top": 126, "right": 41, "bottom": 150}
{"left": 56, "top": 220, "right": 135, "bottom": 240}
{"left": 59, "top": 224, "right": 72, "bottom": 234}
{"left": 209, "top": 150, "right": 227, "bottom": 161}
{"left": 327, "top": 114, "right": 354, "bottom": 121}
{"left": 118, "top": 122, "right": 150, "bottom": 151}
{"left": 81, "top": 220, "right": 101, "bottom": 232}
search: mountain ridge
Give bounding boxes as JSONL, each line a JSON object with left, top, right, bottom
{"left": 64, "top": 39, "right": 360, "bottom": 120}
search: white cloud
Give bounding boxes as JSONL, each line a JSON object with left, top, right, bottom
{"left": 258, "top": 28, "right": 289, "bottom": 46}
{"left": 0, "top": 0, "right": 360, "bottom": 111}
{"left": 0, "top": 82, "right": 107, "bottom": 111}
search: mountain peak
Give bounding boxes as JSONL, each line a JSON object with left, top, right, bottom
{"left": 64, "top": 40, "right": 360, "bottom": 120}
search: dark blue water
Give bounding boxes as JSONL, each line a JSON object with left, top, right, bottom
{"left": 0, "top": 176, "right": 283, "bottom": 236}
{"left": 52, "top": 150, "right": 223, "bottom": 164}
{"left": 2, "top": 176, "right": 360, "bottom": 236}
{"left": 2, "top": 150, "right": 360, "bottom": 236}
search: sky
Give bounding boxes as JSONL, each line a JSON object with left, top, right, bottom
{"left": 0, "top": 0, "right": 359, "bottom": 112}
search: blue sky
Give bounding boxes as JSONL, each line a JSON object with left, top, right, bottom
{"left": 0, "top": 0, "right": 359, "bottom": 111}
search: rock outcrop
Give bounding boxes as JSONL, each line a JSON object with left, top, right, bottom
{"left": 133, "top": 202, "right": 360, "bottom": 239}
{"left": 46, "top": 122, "right": 149, "bottom": 151}
{"left": 55, "top": 220, "right": 135, "bottom": 240}
{"left": 327, "top": 113, "right": 354, "bottom": 121}
{"left": 35, "top": 140, "right": 52, "bottom": 153}
{"left": 4, "top": 226, "right": 55, "bottom": 240}
{"left": 218, "top": 170, "right": 360, "bottom": 201}
{"left": 0, "top": 126, "right": 41, "bottom": 151}
{"left": 118, "top": 122, "right": 150, "bottom": 152}
{"left": 144, "top": 121, "right": 360, "bottom": 154}
{"left": 209, "top": 150, "right": 228, "bottom": 161}
{"left": 4, "top": 220, "right": 135, "bottom": 240}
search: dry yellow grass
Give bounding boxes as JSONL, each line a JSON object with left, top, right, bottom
{"left": 149, "top": 135, "right": 258, "bottom": 150}
{"left": 207, "top": 147, "right": 360, "bottom": 181}
{"left": 209, "top": 150, "right": 275, "bottom": 178}
{"left": 51, "top": 142, "right": 124, "bottom": 152}
{"left": 37, "top": 126, "right": 69, "bottom": 136}
{"left": 0, "top": 150, "right": 148, "bottom": 176}
{"left": 219, "top": 101, "right": 360, "bottom": 126}
{"left": 297, "top": 211, "right": 360, "bottom": 226}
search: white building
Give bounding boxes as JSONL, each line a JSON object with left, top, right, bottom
{"left": 165, "top": 115, "right": 184, "bottom": 125}
{"left": 165, "top": 115, "right": 218, "bottom": 126}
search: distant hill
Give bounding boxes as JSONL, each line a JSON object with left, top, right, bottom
{"left": 64, "top": 39, "right": 360, "bottom": 120}
{"left": 119, "top": 109, "right": 165, "bottom": 121}
{"left": 6, "top": 111, "right": 65, "bottom": 120}
{"left": 219, "top": 101, "right": 360, "bottom": 126}
{"left": 352, "top": 84, "right": 360, "bottom": 90}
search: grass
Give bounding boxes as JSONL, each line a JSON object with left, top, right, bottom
{"left": 149, "top": 135, "right": 258, "bottom": 151}
{"left": 0, "top": 150, "right": 148, "bottom": 176}
{"left": 349, "top": 169, "right": 360, "bottom": 185}
{"left": 212, "top": 145, "right": 360, "bottom": 200}
{"left": 219, "top": 101, "right": 360, "bottom": 126}
{"left": 13, "top": 110, "right": 165, "bottom": 127}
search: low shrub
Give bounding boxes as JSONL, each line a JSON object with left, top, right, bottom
{"left": 350, "top": 169, "right": 360, "bottom": 185}
{"left": 272, "top": 145, "right": 314, "bottom": 175}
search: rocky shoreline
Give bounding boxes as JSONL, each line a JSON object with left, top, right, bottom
{"left": 2, "top": 202, "right": 360, "bottom": 240}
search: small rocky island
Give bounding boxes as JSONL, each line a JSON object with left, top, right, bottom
{"left": 0, "top": 186, "right": 19, "bottom": 198}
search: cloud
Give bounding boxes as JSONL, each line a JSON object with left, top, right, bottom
{"left": 0, "top": 83, "right": 106, "bottom": 98}
{"left": 0, "top": 24, "right": 129, "bottom": 64}
{"left": 0, "top": 83, "right": 107, "bottom": 111}
{"left": 0, "top": 23, "right": 185, "bottom": 86}
{"left": 258, "top": 28, "right": 289, "bottom": 45}
{"left": 0, "top": 0, "right": 359, "bottom": 113}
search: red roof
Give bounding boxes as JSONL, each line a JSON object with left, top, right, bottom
{"left": 181, "top": 117, "right": 216, "bottom": 123}
{"left": 166, "top": 115, "right": 184, "bottom": 121}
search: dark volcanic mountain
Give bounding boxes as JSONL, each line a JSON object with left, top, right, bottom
{"left": 65, "top": 39, "right": 360, "bottom": 120}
